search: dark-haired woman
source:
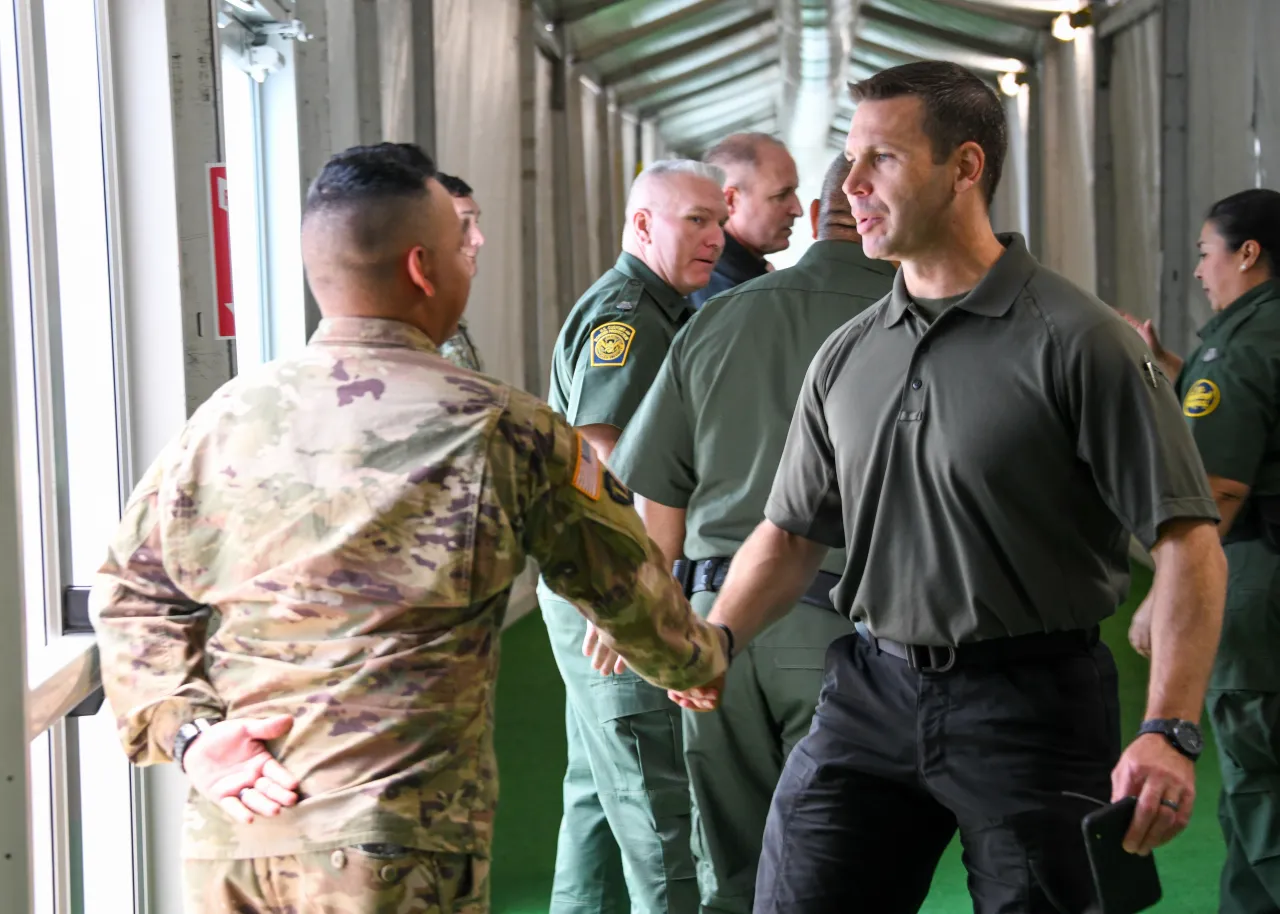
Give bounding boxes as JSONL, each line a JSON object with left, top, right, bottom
{"left": 1128, "top": 188, "right": 1280, "bottom": 913}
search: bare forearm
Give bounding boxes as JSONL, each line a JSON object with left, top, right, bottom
{"left": 1156, "top": 352, "right": 1184, "bottom": 381}
{"left": 1145, "top": 520, "right": 1226, "bottom": 721}
{"left": 636, "top": 496, "right": 685, "bottom": 568}
{"left": 705, "top": 521, "right": 827, "bottom": 649}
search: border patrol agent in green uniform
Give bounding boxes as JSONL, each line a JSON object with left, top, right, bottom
{"left": 608, "top": 154, "right": 894, "bottom": 914}
{"left": 540, "top": 159, "right": 729, "bottom": 914}
{"left": 1127, "top": 189, "right": 1280, "bottom": 914}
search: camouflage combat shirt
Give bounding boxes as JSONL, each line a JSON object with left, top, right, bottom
{"left": 438, "top": 318, "right": 484, "bottom": 373}
{"left": 90, "top": 317, "right": 725, "bottom": 861}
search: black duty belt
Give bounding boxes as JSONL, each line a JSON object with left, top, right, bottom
{"left": 855, "top": 622, "right": 1100, "bottom": 674}
{"left": 671, "top": 557, "right": 839, "bottom": 610}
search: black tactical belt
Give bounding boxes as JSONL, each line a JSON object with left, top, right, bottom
{"left": 855, "top": 622, "right": 1100, "bottom": 673}
{"left": 671, "top": 557, "right": 840, "bottom": 611}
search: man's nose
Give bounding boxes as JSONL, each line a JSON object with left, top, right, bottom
{"left": 787, "top": 193, "right": 804, "bottom": 218}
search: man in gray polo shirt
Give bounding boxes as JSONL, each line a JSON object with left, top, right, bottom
{"left": 670, "top": 61, "right": 1227, "bottom": 914}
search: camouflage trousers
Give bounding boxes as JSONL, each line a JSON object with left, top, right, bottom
{"left": 183, "top": 845, "right": 489, "bottom": 914}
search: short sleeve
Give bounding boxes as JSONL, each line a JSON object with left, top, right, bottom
{"left": 609, "top": 333, "right": 696, "bottom": 508}
{"left": 566, "top": 306, "right": 672, "bottom": 429}
{"left": 493, "top": 396, "right": 725, "bottom": 691}
{"left": 1179, "top": 340, "right": 1277, "bottom": 486}
{"left": 1065, "top": 318, "right": 1219, "bottom": 550}
{"left": 763, "top": 341, "right": 846, "bottom": 548}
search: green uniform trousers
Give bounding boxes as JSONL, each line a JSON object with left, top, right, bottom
{"left": 540, "top": 584, "right": 698, "bottom": 914}
{"left": 683, "top": 596, "right": 857, "bottom": 913}
{"left": 1208, "top": 540, "right": 1280, "bottom": 913}
{"left": 183, "top": 847, "right": 487, "bottom": 913}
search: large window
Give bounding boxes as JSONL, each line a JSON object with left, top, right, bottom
{"left": 218, "top": 12, "right": 305, "bottom": 369}
{"left": 1, "top": 0, "right": 136, "bottom": 909}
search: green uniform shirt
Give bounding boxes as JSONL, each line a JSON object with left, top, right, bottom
{"left": 610, "top": 240, "right": 895, "bottom": 571}
{"left": 547, "top": 252, "right": 694, "bottom": 426}
{"left": 1176, "top": 279, "right": 1280, "bottom": 495}
{"left": 767, "top": 234, "right": 1219, "bottom": 645}
{"left": 1177, "top": 279, "right": 1280, "bottom": 691}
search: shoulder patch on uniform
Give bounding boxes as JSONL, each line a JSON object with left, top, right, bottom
{"left": 603, "top": 470, "right": 633, "bottom": 506}
{"left": 590, "top": 322, "right": 636, "bottom": 368}
{"left": 572, "top": 432, "right": 602, "bottom": 500}
{"left": 1183, "top": 378, "right": 1221, "bottom": 418}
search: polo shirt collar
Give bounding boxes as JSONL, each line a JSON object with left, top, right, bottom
{"left": 883, "top": 233, "right": 1037, "bottom": 328}
{"left": 614, "top": 251, "right": 693, "bottom": 322}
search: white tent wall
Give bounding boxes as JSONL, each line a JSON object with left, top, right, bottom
{"left": 1040, "top": 32, "right": 1097, "bottom": 294}
{"left": 433, "top": 0, "right": 526, "bottom": 391}
{"left": 1256, "top": 3, "right": 1280, "bottom": 190}
{"left": 535, "top": 50, "right": 561, "bottom": 398}
{"left": 1182, "top": 0, "right": 1280, "bottom": 353}
{"left": 608, "top": 99, "right": 627, "bottom": 256}
{"left": 991, "top": 87, "right": 1030, "bottom": 241}
{"left": 1107, "top": 12, "right": 1161, "bottom": 321}
{"left": 581, "top": 78, "right": 608, "bottom": 281}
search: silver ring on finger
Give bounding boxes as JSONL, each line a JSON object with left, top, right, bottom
{"left": 1159, "top": 798, "right": 1180, "bottom": 812}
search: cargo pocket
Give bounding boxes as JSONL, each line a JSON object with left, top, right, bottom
{"left": 438, "top": 854, "right": 490, "bottom": 914}
{"left": 1209, "top": 690, "right": 1280, "bottom": 867}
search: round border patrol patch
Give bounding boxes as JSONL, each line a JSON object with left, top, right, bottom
{"left": 1182, "top": 379, "right": 1220, "bottom": 418}
{"left": 591, "top": 322, "right": 636, "bottom": 368}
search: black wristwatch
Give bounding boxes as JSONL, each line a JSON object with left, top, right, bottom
{"left": 173, "top": 718, "right": 218, "bottom": 771}
{"left": 1138, "top": 718, "right": 1203, "bottom": 762}
{"left": 713, "top": 623, "right": 735, "bottom": 662}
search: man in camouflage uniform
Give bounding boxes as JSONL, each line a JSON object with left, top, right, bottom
{"left": 540, "top": 159, "right": 728, "bottom": 914}
{"left": 89, "top": 143, "right": 728, "bottom": 914}
{"left": 436, "top": 171, "right": 486, "bottom": 372}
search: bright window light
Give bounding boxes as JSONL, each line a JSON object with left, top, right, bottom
{"left": 999, "top": 72, "right": 1022, "bottom": 97}
{"left": 43, "top": 0, "right": 121, "bottom": 584}
{"left": 221, "top": 49, "right": 269, "bottom": 370}
{"left": 0, "top": 0, "right": 47, "bottom": 659}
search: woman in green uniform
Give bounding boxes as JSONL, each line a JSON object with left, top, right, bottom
{"left": 1128, "top": 188, "right": 1280, "bottom": 914}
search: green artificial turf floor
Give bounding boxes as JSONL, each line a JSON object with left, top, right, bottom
{"left": 490, "top": 562, "right": 1222, "bottom": 912}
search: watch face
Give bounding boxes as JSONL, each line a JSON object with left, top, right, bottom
{"left": 1174, "top": 721, "right": 1203, "bottom": 753}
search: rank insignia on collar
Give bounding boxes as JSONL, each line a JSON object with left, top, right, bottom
{"left": 590, "top": 322, "right": 636, "bottom": 368}
{"left": 1202, "top": 347, "right": 1219, "bottom": 362}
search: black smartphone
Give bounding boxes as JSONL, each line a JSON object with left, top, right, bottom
{"left": 1080, "top": 796, "right": 1163, "bottom": 913}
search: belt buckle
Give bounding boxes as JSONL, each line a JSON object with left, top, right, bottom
{"left": 908, "top": 644, "right": 957, "bottom": 673}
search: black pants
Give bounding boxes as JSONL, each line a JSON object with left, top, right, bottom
{"left": 754, "top": 631, "right": 1121, "bottom": 914}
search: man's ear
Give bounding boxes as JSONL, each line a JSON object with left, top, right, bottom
{"left": 633, "top": 208, "right": 652, "bottom": 245}
{"left": 406, "top": 245, "right": 436, "bottom": 297}
{"left": 724, "top": 185, "right": 740, "bottom": 215}
{"left": 954, "top": 141, "right": 986, "bottom": 197}
{"left": 809, "top": 199, "right": 820, "bottom": 240}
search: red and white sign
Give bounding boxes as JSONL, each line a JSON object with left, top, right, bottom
{"left": 207, "top": 164, "right": 235, "bottom": 339}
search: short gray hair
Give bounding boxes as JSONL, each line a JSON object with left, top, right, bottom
{"left": 637, "top": 158, "right": 725, "bottom": 187}
{"left": 702, "top": 132, "right": 787, "bottom": 170}
{"left": 626, "top": 159, "right": 725, "bottom": 219}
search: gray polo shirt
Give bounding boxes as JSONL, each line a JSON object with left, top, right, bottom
{"left": 767, "top": 233, "right": 1219, "bottom": 645}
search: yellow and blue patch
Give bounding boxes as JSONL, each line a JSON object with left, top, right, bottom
{"left": 1183, "top": 378, "right": 1221, "bottom": 418}
{"left": 590, "top": 322, "right": 636, "bottom": 368}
